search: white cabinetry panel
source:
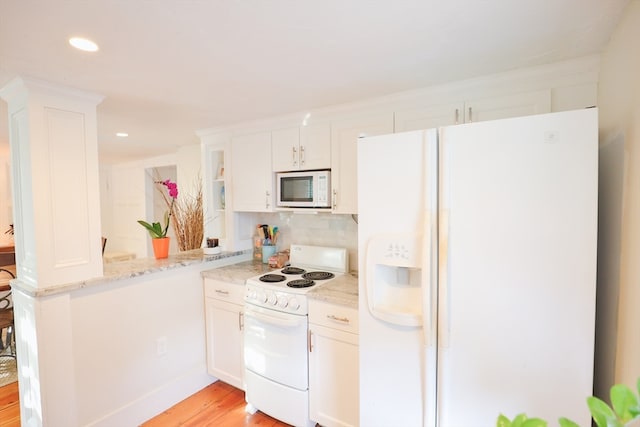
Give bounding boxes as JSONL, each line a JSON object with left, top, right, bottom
{"left": 395, "top": 89, "right": 552, "bottom": 133}
{"left": 231, "top": 131, "right": 274, "bottom": 212}
{"left": 464, "top": 89, "right": 551, "bottom": 123}
{"left": 272, "top": 124, "right": 331, "bottom": 172}
{"left": 204, "top": 278, "right": 244, "bottom": 390}
{"left": 309, "top": 300, "right": 359, "bottom": 427}
{"left": 331, "top": 112, "right": 394, "bottom": 214}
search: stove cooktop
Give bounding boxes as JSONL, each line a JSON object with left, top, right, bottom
{"left": 249, "top": 265, "right": 340, "bottom": 293}
{"left": 244, "top": 245, "right": 348, "bottom": 314}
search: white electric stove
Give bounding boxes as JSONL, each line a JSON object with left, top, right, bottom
{"left": 245, "top": 244, "right": 348, "bottom": 315}
{"left": 243, "top": 244, "right": 348, "bottom": 427}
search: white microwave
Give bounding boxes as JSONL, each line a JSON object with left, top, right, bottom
{"left": 276, "top": 170, "right": 331, "bottom": 209}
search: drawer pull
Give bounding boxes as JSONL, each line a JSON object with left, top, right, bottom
{"left": 215, "top": 289, "right": 230, "bottom": 295}
{"left": 327, "top": 314, "right": 350, "bottom": 324}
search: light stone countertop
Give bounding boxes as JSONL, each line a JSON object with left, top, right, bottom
{"left": 200, "top": 260, "right": 275, "bottom": 285}
{"left": 12, "top": 249, "right": 251, "bottom": 297}
{"left": 201, "top": 261, "right": 359, "bottom": 308}
{"left": 308, "top": 272, "right": 359, "bottom": 308}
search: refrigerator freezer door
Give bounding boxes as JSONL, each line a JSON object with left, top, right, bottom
{"left": 358, "top": 129, "right": 439, "bottom": 427}
{"left": 436, "top": 109, "right": 598, "bottom": 426}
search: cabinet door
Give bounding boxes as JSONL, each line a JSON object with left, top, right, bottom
{"left": 464, "top": 89, "right": 551, "bottom": 123}
{"left": 231, "top": 131, "right": 274, "bottom": 212}
{"left": 331, "top": 112, "right": 394, "bottom": 214}
{"left": 394, "top": 102, "right": 464, "bottom": 132}
{"left": 205, "top": 297, "right": 244, "bottom": 390}
{"left": 272, "top": 127, "right": 300, "bottom": 172}
{"left": 300, "top": 123, "right": 331, "bottom": 170}
{"left": 309, "top": 323, "right": 359, "bottom": 427}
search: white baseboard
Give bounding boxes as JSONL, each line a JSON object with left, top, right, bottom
{"left": 86, "top": 367, "right": 217, "bottom": 427}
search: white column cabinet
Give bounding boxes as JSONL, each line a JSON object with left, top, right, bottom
{"left": 309, "top": 300, "right": 359, "bottom": 427}
{"left": 231, "top": 131, "right": 274, "bottom": 212}
{"left": 330, "top": 112, "right": 394, "bottom": 214}
{"left": 394, "top": 89, "right": 551, "bottom": 133}
{"left": 204, "top": 278, "right": 245, "bottom": 390}
{"left": 272, "top": 124, "right": 331, "bottom": 172}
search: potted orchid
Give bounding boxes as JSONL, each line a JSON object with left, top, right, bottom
{"left": 138, "top": 179, "right": 178, "bottom": 259}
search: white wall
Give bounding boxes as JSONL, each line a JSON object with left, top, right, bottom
{"left": 596, "top": 0, "right": 640, "bottom": 398}
{"left": 100, "top": 144, "right": 203, "bottom": 258}
{"left": 0, "top": 143, "right": 12, "bottom": 246}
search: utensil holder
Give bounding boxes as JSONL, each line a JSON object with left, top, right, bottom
{"left": 262, "top": 245, "right": 277, "bottom": 264}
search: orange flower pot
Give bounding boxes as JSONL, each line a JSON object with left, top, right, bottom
{"left": 152, "top": 237, "right": 170, "bottom": 259}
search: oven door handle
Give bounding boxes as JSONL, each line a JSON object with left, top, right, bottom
{"left": 245, "top": 306, "right": 303, "bottom": 328}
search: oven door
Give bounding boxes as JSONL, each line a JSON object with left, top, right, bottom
{"left": 244, "top": 303, "right": 309, "bottom": 391}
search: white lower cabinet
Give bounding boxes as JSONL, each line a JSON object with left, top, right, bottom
{"left": 204, "top": 278, "right": 245, "bottom": 390}
{"left": 309, "top": 300, "right": 359, "bottom": 427}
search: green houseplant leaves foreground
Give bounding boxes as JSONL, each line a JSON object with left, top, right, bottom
{"left": 498, "top": 378, "right": 640, "bottom": 427}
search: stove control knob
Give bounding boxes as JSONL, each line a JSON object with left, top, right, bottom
{"left": 288, "top": 297, "right": 300, "bottom": 310}
{"left": 278, "top": 298, "right": 288, "bottom": 309}
{"left": 268, "top": 294, "right": 278, "bottom": 305}
{"left": 258, "top": 291, "right": 267, "bottom": 303}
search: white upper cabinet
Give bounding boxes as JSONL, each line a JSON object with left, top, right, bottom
{"left": 331, "top": 112, "right": 394, "bottom": 214}
{"left": 272, "top": 127, "right": 300, "bottom": 172}
{"left": 463, "top": 89, "right": 551, "bottom": 123}
{"left": 272, "top": 124, "right": 331, "bottom": 172}
{"left": 231, "top": 131, "right": 274, "bottom": 212}
{"left": 394, "top": 89, "right": 552, "bottom": 132}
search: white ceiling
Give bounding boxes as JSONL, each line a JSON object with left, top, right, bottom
{"left": 0, "top": 0, "right": 630, "bottom": 163}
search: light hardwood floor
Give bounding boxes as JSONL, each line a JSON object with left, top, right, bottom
{"left": 142, "top": 381, "right": 292, "bottom": 427}
{"left": 0, "top": 381, "right": 19, "bottom": 427}
{"left": 0, "top": 381, "right": 291, "bottom": 427}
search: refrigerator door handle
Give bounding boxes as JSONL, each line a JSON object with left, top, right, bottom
{"left": 439, "top": 209, "right": 451, "bottom": 348}
{"left": 421, "top": 211, "right": 435, "bottom": 348}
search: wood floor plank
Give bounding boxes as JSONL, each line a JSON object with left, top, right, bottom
{"left": 0, "top": 381, "right": 18, "bottom": 406}
{"left": 3, "top": 379, "right": 296, "bottom": 427}
{"left": 141, "top": 380, "right": 292, "bottom": 427}
{"left": 142, "top": 381, "right": 235, "bottom": 427}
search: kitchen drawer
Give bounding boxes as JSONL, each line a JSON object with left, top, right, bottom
{"left": 204, "top": 278, "right": 245, "bottom": 304}
{"left": 309, "top": 300, "right": 359, "bottom": 334}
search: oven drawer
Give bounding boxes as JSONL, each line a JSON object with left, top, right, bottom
{"left": 244, "top": 304, "right": 309, "bottom": 391}
{"left": 309, "top": 300, "right": 359, "bottom": 334}
{"left": 204, "top": 278, "right": 244, "bottom": 304}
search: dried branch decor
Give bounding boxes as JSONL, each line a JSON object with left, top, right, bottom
{"left": 153, "top": 170, "right": 204, "bottom": 251}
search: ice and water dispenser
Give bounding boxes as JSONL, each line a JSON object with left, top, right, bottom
{"left": 365, "top": 234, "right": 424, "bottom": 327}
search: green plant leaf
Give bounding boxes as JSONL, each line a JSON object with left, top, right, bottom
{"left": 511, "top": 414, "right": 528, "bottom": 427}
{"left": 558, "top": 417, "right": 580, "bottom": 427}
{"left": 496, "top": 414, "right": 512, "bottom": 427}
{"left": 611, "top": 384, "right": 638, "bottom": 422}
{"left": 137, "top": 220, "right": 165, "bottom": 238}
{"left": 521, "top": 418, "right": 547, "bottom": 427}
{"left": 587, "top": 396, "right": 623, "bottom": 427}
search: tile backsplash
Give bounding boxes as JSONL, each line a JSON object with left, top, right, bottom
{"left": 250, "top": 211, "right": 358, "bottom": 272}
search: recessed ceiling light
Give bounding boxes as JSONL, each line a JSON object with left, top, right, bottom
{"left": 116, "top": 132, "right": 129, "bottom": 138}
{"left": 69, "top": 37, "right": 99, "bottom": 52}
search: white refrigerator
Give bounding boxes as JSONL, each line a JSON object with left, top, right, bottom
{"left": 357, "top": 108, "right": 598, "bottom": 427}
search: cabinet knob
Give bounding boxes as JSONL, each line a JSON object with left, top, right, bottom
{"left": 292, "top": 146, "right": 297, "bottom": 167}
{"left": 300, "top": 145, "right": 305, "bottom": 166}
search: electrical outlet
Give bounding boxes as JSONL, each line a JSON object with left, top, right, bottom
{"left": 156, "top": 336, "right": 167, "bottom": 356}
